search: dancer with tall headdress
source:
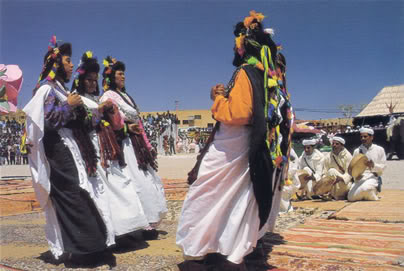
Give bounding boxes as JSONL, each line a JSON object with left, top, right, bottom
{"left": 71, "top": 52, "right": 149, "bottom": 242}
{"left": 23, "top": 36, "right": 112, "bottom": 262}
{"left": 100, "top": 57, "right": 167, "bottom": 239}
{"left": 176, "top": 11, "right": 293, "bottom": 270}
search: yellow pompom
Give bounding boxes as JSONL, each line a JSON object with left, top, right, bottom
{"left": 48, "top": 70, "right": 56, "bottom": 79}
{"left": 268, "top": 78, "right": 278, "bottom": 88}
{"left": 103, "top": 59, "right": 109, "bottom": 67}
{"left": 86, "top": 51, "right": 93, "bottom": 59}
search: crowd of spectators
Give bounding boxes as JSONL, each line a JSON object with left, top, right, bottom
{"left": 175, "top": 129, "right": 209, "bottom": 154}
{"left": 0, "top": 119, "right": 28, "bottom": 166}
{"left": 142, "top": 111, "right": 179, "bottom": 153}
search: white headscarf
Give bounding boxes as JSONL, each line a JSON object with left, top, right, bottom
{"left": 302, "top": 139, "right": 317, "bottom": 146}
{"left": 359, "top": 127, "right": 374, "bottom": 135}
{"left": 332, "top": 136, "right": 345, "bottom": 145}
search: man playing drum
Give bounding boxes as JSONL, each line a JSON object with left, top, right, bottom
{"left": 314, "top": 136, "right": 353, "bottom": 200}
{"left": 348, "top": 127, "right": 386, "bottom": 201}
{"left": 295, "top": 139, "right": 324, "bottom": 200}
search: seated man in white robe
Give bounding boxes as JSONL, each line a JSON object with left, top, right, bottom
{"left": 294, "top": 139, "right": 324, "bottom": 200}
{"left": 317, "top": 136, "right": 353, "bottom": 200}
{"left": 348, "top": 127, "right": 386, "bottom": 201}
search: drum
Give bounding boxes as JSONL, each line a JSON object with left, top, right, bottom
{"left": 296, "top": 169, "right": 310, "bottom": 189}
{"left": 348, "top": 154, "right": 369, "bottom": 181}
{"left": 313, "top": 176, "right": 334, "bottom": 195}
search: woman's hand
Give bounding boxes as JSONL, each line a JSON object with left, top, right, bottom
{"left": 67, "top": 93, "right": 83, "bottom": 107}
{"left": 128, "top": 123, "right": 141, "bottom": 134}
{"left": 98, "top": 100, "right": 114, "bottom": 114}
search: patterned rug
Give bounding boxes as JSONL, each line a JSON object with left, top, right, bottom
{"left": 261, "top": 218, "right": 404, "bottom": 270}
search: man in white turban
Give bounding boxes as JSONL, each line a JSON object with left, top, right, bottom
{"left": 317, "top": 136, "right": 353, "bottom": 200}
{"left": 348, "top": 128, "right": 386, "bottom": 201}
{"left": 294, "top": 139, "right": 324, "bottom": 200}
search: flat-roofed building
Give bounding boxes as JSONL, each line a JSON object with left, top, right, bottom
{"left": 0, "top": 109, "right": 26, "bottom": 124}
{"left": 140, "top": 109, "right": 216, "bottom": 130}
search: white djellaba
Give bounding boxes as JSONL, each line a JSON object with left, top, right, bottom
{"left": 23, "top": 81, "right": 115, "bottom": 258}
{"left": 100, "top": 90, "right": 167, "bottom": 227}
{"left": 80, "top": 93, "right": 149, "bottom": 235}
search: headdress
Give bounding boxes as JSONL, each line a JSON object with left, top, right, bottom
{"left": 303, "top": 139, "right": 317, "bottom": 146}
{"left": 359, "top": 127, "right": 374, "bottom": 135}
{"left": 235, "top": 11, "right": 265, "bottom": 58}
{"left": 332, "top": 136, "right": 345, "bottom": 145}
{"left": 71, "top": 51, "right": 100, "bottom": 94}
{"left": 36, "top": 35, "right": 71, "bottom": 89}
{"left": 102, "top": 56, "right": 125, "bottom": 91}
{"left": 235, "top": 11, "right": 279, "bottom": 87}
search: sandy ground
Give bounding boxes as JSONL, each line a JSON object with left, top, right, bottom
{"left": 0, "top": 153, "right": 199, "bottom": 181}
{"left": 156, "top": 153, "right": 198, "bottom": 180}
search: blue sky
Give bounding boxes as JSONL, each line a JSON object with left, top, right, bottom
{"left": 1, "top": 0, "right": 403, "bottom": 120}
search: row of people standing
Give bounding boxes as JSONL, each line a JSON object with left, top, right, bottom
{"left": 294, "top": 127, "right": 386, "bottom": 202}
{"left": 0, "top": 144, "right": 29, "bottom": 165}
{"left": 23, "top": 37, "right": 167, "bottom": 263}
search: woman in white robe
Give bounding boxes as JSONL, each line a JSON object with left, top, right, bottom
{"left": 24, "top": 41, "right": 113, "bottom": 260}
{"left": 100, "top": 57, "right": 167, "bottom": 236}
{"left": 71, "top": 52, "right": 149, "bottom": 239}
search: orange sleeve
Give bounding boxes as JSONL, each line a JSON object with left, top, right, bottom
{"left": 211, "top": 68, "right": 253, "bottom": 125}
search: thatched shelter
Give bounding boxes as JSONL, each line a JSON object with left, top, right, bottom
{"left": 356, "top": 84, "right": 404, "bottom": 117}
{"left": 354, "top": 84, "right": 404, "bottom": 127}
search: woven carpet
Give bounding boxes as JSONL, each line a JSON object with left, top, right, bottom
{"left": 261, "top": 218, "right": 404, "bottom": 270}
{"left": 331, "top": 190, "right": 404, "bottom": 223}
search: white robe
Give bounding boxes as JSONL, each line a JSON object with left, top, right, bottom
{"left": 81, "top": 95, "right": 148, "bottom": 236}
{"left": 348, "top": 144, "right": 386, "bottom": 201}
{"left": 23, "top": 82, "right": 114, "bottom": 258}
{"left": 322, "top": 148, "right": 353, "bottom": 199}
{"left": 295, "top": 149, "right": 324, "bottom": 197}
{"left": 176, "top": 125, "right": 260, "bottom": 264}
{"left": 100, "top": 90, "right": 167, "bottom": 225}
